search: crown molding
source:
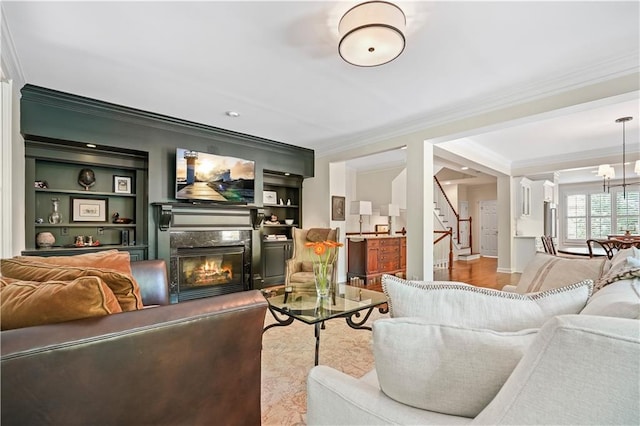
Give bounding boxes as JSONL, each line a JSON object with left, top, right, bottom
{"left": 0, "top": 4, "right": 25, "bottom": 85}
{"left": 315, "top": 51, "right": 640, "bottom": 157}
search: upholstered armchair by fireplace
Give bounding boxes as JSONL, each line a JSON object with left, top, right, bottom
{"left": 285, "top": 227, "right": 340, "bottom": 291}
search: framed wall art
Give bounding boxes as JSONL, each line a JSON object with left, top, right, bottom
{"left": 113, "top": 175, "right": 132, "bottom": 194}
{"left": 331, "top": 196, "right": 346, "bottom": 221}
{"left": 263, "top": 190, "right": 277, "bottom": 205}
{"left": 71, "top": 198, "right": 108, "bottom": 222}
{"left": 113, "top": 175, "right": 131, "bottom": 194}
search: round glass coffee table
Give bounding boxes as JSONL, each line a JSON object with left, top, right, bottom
{"left": 262, "top": 283, "right": 388, "bottom": 365}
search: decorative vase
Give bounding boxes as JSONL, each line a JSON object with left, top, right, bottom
{"left": 36, "top": 232, "right": 55, "bottom": 248}
{"left": 313, "top": 261, "right": 332, "bottom": 298}
{"left": 48, "top": 198, "right": 62, "bottom": 224}
{"left": 78, "top": 168, "right": 96, "bottom": 190}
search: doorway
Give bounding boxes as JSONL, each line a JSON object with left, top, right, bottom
{"left": 480, "top": 200, "right": 498, "bottom": 257}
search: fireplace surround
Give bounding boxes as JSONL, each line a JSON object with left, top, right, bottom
{"left": 154, "top": 203, "right": 259, "bottom": 303}
{"left": 170, "top": 229, "right": 251, "bottom": 302}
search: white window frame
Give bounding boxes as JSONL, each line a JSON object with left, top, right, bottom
{"left": 560, "top": 182, "right": 639, "bottom": 245}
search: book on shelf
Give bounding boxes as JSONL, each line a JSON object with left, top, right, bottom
{"left": 264, "top": 234, "right": 288, "bottom": 241}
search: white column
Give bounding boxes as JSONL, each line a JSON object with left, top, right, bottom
{"left": 329, "top": 161, "right": 348, "bottom": 282}
{"left": 0, "top": 79, "right": 13, "bottom": 258}
{"left": 406, "top": 141, "right": 434, "bottom": 280}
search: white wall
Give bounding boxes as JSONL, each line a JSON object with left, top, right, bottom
{"left": 1, "top": 4, "right": 26, "bottom": 257}
{"left": 497, "top": 176, "right": 513, "bottom": 273}
{"left": 442, "top": 184, "right": 459, "bottom": 214}
{"left": 355, "top": 166, "right": 404, "bottom": 233}
{"left": 329, "top": 161, "right": 347, "bottom": 281}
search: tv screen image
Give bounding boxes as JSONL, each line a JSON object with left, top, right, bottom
{"left": 175, "top": 148, "right": 255, "bottom": 204}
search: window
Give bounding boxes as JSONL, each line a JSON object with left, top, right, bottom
{"left": 590, "top": 193, "right": 611, "bottom": 238}
{"left": 616, "top": 191, "right": 640, "bottom": 233}
{"left": 562, "top": 186, "right": 639, "bottom": 242}
{"left": 566, "top": 194, "right": 586, "bottom": 240}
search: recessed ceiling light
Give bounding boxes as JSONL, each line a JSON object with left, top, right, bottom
{"left": 444, "top": 181, "right": 452, "bottom": 185}
{"left": 460, "top": 166, "right": 469, "bottom": 170}
{"left": 86, "top": 143, "right": 96, "bottom": 148}
{"left": 400, "top": 146, "right": 407, "bottom": 150}
{"left": 284, "top": 172, "right": 290, "bottom": 176}
{"left": 226, "top": 111, "right": 240, "bottom": 117}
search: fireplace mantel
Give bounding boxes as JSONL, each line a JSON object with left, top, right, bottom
{"left": 153, "top": 203, "right": 260, "bottom": 302}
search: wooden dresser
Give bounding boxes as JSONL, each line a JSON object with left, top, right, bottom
{"left": 347, "top": 236, "right": 406, "bottom": 286}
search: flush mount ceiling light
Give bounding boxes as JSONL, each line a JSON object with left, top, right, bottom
{"left": 338, "top": 1, "right": 406, "bottom": 67}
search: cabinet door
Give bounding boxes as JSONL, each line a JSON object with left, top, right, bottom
{"left": 262, "top": 242, "right": 292, "bottom": 285}
{"left": 366, "top": 243, "right": 380, "bottom": 274}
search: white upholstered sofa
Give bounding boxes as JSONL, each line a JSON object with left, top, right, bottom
{"left": 307, "top": 250, "right": 640, "bottom": 425}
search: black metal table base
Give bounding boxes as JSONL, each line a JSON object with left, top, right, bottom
{"left": 264, "top": 303, "right": 388, "bottom": 366}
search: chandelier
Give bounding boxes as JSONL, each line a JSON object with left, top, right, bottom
{"left": 597, "top": 116, "right": 640, "bottom": 198}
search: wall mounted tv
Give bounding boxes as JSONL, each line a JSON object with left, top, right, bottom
{"left": 175, "top": 148, "right": 255, "bottom": 204}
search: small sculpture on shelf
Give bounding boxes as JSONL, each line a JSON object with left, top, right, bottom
{"left": 112, "top": 212, "right": 134, "bottom": 224}
{"left": 264, "top": 214, "right": 279, "bottom": 225}
{"left": 77, "top": 168, "right": 96, "bottom": 191}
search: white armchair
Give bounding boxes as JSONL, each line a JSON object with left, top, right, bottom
{"left": 307, "top": 314, "right": 640, "bottom": 425}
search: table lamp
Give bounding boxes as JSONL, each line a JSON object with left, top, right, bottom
{"left": 380, "top": 204, "right": 400, "bottom": 234}
{"left": 350, "top": 201, "right": 372, "bottom": 234}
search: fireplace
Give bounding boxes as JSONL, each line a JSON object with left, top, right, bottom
{"left": 169, "top": 229, "right": 252, "bottom": 302}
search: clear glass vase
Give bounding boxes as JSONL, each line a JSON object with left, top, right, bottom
{"left": 48, "top": 198, "right": 62, "bottom": 224}
{"left": 313, "top": 261, "right": 332, "bottom": 298}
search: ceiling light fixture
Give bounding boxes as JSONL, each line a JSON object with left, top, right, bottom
{"left": 597, "top": 116, "right": 639, "bottom": 198}
{"left": 226, "top": 111, "right": 240, "bottom": 117}
{"left": 338, "top": 1, "right": 406, "bottom": 67}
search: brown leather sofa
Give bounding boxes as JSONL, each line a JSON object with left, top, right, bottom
{"left": 1, "top": 259, "right": 268, "bottom": 425}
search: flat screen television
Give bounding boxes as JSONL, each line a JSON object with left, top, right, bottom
{"left": 175, "top": 148, "right": 255, "bottom": 204}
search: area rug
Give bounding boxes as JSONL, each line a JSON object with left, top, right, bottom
{"left": 261, "top": 307, "right": 388, "bottom": 425}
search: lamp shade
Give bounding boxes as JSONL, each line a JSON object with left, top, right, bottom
{"left": 380, "top": 204, "right": 400, "bottom": 217}
{"left": 597, "top": 164, "right": 615, "bottom": 179}
{"left": 338, "top": 1, "right": 406, "bottom": 67}
{"left": 351, "top": 200, "right": 372, "bottom": 215}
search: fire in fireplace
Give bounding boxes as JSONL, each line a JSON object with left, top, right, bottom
{"left": 169, "top": 229, "right": 252, "bottom": 302}
{"left": 179, "top": 247, "right": 241, "bottom": 288}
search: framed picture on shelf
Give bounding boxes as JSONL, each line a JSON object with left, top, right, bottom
{"left": 375, "top": 224, "right": 389, "bottom": 234}
{"left": 263, "top": 190, "right": 277, "bottom": 204}
{"left": 71, "top": 198, "right": 108, "bottom": 222}
{"left": 113, "top": 175, "right": 132, "bottom": 194}
{"left": 331, "top": 196, "right": 345, "bottom": 221}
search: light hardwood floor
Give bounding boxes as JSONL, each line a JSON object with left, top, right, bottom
{"left": 364, "top": 256, "right": 520, "bottom": 293}
{"left": 267, "top": 257, "right": 520, "bottom": 293}
{"left": 434, "top": 257, "right": 520, "bottom": 290}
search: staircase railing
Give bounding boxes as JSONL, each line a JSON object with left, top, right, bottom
{"left": 433, "top": 176, "right": 472, "bottom": 252}
{"left": 434, "top": 229, "right": 453, "bottom": 270}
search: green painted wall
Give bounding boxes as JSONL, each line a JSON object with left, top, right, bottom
{"left": 20, "top": 84, "right": 314, "bottom": 259}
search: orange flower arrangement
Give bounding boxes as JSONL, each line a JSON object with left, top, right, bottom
{"left": 305, "top": 239, "right": 344, "bottom": 297}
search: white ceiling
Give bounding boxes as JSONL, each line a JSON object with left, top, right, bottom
{"left": 3, "top": 1, "right": 639, "bottom": 184}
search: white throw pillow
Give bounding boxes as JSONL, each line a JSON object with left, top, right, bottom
{"left": 382, "top": 274, "right": 593, "bottom": 332}
{"left": 373, "top": 318, "right": 538, "bottom": 417}
{"left": 581, "top": 278, "right": 640, "bottom": 319}
{"left": 516, "top": 253, "right": 607, "bottom": 293}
